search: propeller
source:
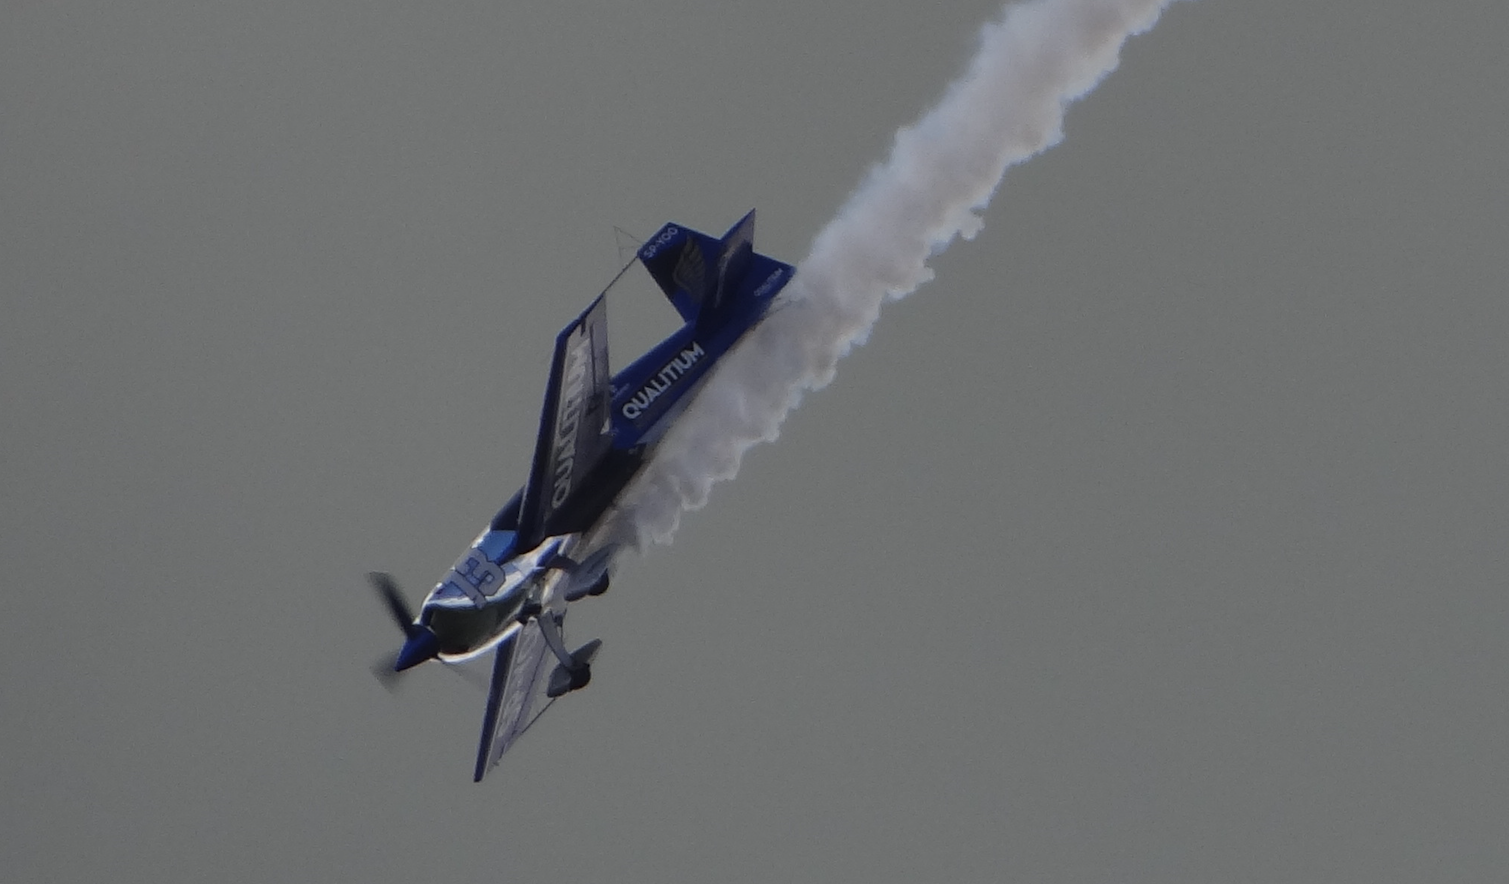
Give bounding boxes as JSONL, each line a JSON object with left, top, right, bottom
{"left": 368, "top": 571, "right": 440, "bottom": 686}
{"left": 370, "top": 571, "right": 417, "bottom": 637}
{"left": 370, "top": 651, "right": 405, "bottom": 692}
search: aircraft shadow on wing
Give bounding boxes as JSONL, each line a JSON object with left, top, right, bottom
{"left": 369, "top": 211, "right": 793, "bottom": 781}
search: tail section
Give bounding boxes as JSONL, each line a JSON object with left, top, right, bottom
{"left": 639, "top": 210, "right": 758, "bottom": 326}
{"left": 612, "top": 210, "right": 793, "bottom": 441}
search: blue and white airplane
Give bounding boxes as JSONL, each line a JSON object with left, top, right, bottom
{"left": 371, "top": 211, "right": 793, "bottom": 781}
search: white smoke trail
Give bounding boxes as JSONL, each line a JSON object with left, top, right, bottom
{"left": 615, "top": 0, "right": 1179, "bottom": 548}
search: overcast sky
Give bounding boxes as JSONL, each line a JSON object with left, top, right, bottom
{"left": 3, "top": 1, "right": 1506, "bottom": 882}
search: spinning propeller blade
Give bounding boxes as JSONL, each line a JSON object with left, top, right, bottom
{"left": 371, "top": 651, "right": 404, "bottom": 692}
{"left": 369, "top": 571, "right": 416, "bottom": 636}
{"left": 368, "top": 571, "right": 441, "bottom": 681}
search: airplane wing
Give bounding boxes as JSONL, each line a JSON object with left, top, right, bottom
{"left": 516, "top": 295, "right": 613, "bottom": 550}
{"left": 473, "top": 617, "right": 557, "bottom": 781}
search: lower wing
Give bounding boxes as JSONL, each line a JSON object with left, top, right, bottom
{"left": 473, "top": 618, "right": 557, "bottom": 781}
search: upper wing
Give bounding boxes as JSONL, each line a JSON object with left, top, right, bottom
{"left": 516, "top": 295, "right": 613, "bottom": 549}
{"left": 473, "top": 618, "right": 557, "bottom": 781}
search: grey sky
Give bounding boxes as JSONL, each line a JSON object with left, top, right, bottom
{"left": 3, "top": 1, "right": 1505, "bottom": 882}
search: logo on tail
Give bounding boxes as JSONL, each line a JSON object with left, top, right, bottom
{"left": 671, "top": 239, "right": 706, "bottom": 302}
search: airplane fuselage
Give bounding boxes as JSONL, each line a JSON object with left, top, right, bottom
{"left": 421, "top": 530, "right": 576, "bottom": 662}
{"left": 373, "top": 211, "right": 796, "bottom": 778}
{"left": 409, "top": 322, "right": 764, "bottom": 664}
{"left": 386, "top": 210, "right": 792, "bottom": 683}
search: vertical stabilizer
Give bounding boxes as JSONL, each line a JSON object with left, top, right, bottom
{"left": 639, "top": 210, "right": 759, "bottom": 325}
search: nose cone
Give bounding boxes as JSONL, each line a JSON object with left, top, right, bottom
{"left": 394, "top": 627, "right": 440, "bottom": 672}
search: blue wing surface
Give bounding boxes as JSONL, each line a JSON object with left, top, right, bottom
{"left": 474, "top": 618, "right": 557, "bottom": 781}
{"left": 517, "top": 295, "right": 613, "bottom": 549}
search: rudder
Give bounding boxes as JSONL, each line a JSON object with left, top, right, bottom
{"left": 638, "top": 210, "right": 759, "bottom": 325}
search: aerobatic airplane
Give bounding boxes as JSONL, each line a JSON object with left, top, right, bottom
{"left": 370, "top": 211, "right": 793, "bottom": 781}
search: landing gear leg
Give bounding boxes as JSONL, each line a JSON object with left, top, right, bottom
{"left": 536, "top": 611, "right": 601, "bottom": 698}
